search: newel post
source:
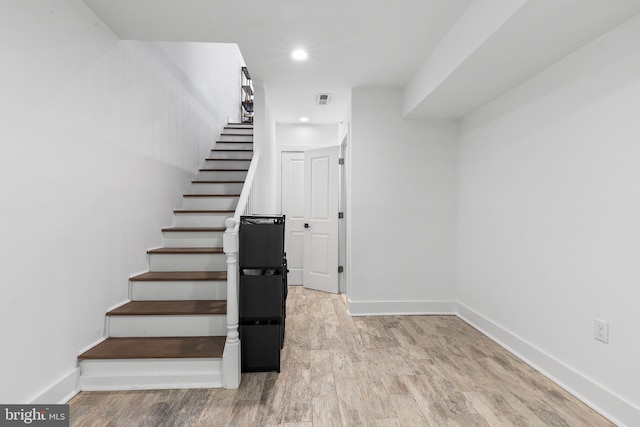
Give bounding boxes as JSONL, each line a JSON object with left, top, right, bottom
{"left": 222, "top": 217, "right": 241, "bottom": 388}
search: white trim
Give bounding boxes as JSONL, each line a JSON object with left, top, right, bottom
{"left": 457, "top": 303, "right": 638, "bottom": 427}
{"left": 77, "top": 337, "right": 107, "bottom": 357}
{"left": 30, "top": 368, "right": 80, "bottom": 404}
{"left": 105, "top": 299, "right": 131, "bottom": 313}
{"left": 347, "top": 299, "right": 457, "bottom": 316}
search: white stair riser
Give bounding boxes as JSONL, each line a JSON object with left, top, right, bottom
{"left": 199, "top": 170, "right": 247, "bottom": 181}
{"left": 130, "top": 280, "right": 227, "bottom": 301}
{"left": 214, "top": 142, "right": 253, "bottom": 150}
{"left": 183, "top": 196, "right": 238, "bottom": 210}
{"left": 210, "top": 150, "right": 253, "bottom": 159}
{"left": 191, "top": 182, "right": 243, "bottom": 194}
{"left": 224, "top": 128, "right": 253, "bottom": 135}
{"left": 108, "top": 315, "right": 226, "bottom": 337}
{"left": 148, "top": 253, "right": 227, "bottom": 272}
{"left": 217, "top": 135, "right": 253, "bottom": 142}
{"left": 163, "top": 231, "right": 224, "bottom": 248}
{"left": 204, "top": 160, "right": 251, "bottom": 170}
{"left": 174, "top": 212, "right": 230, "bottom": 227}
{"left": 79, "top": 358, "right": 223, "bottom": 391}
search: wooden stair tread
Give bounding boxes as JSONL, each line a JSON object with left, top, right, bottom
{"left": 183, "top": 194, "right": 240, "bottom": 198}
{"left": 78, "top": 336, "right": 225, "bottom": 360}
{"left": 130, "top": 271, "right": 227, "bottom": 281}
{"left": 192, "top": 180, "right": 244, "bottom": 184}
{"left": 148, "top": 247, "right": 223, "bottom": 254}
{"left": 173, "top": 209, "right": 234, "bottom": 214}
{"left": 199, "top": 168, "right": 249, "bottom": 172}
{"left": 108, "top": 300, "right": 226, "bottom": 316}
{"left": 162, "top": 227, "right": 225, "bottom": 232}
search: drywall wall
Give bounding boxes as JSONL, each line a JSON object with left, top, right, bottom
{"left": 0, "top": 0, "right": 243, "bottom": 403}
{"left": 276, "top": 123, "right": 339, "bottom": 148}
{"left": 403, "top": 0, "right": 525, "bottom": 118}
{"left": 457, "top": 14, "right": 640, "bottom": 426}
{"left": 349, "top": 88, "right": 457, "bottom": 315}
{"left": 156, "top": 42, "right": 244, "bottom": 125}
{"left": 252, "top": 81, "right": 278, "bottom": 214}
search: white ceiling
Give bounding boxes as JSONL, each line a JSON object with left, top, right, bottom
{"left": 82, "top": 0, "right": 640, "bottom": 123}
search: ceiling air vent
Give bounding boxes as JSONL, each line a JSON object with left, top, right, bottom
{"left": 316, "top": 93, "right": 331, "bottom": 105}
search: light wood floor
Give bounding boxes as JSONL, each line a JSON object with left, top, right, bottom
{"left": 69, "top": 286, "right": 615, "bottom": 426}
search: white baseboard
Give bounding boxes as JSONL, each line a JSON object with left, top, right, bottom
{"left": 347, "top": 299, "right": 457, "bottom": 316}
{"left": 457, "top": 303, "right": 639, "bottom": 427}
{"left": 30, "top": 368, "right": 80, "bottom": 404}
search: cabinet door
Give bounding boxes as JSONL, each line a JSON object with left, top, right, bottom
{"left": 239, "top": 275, "right": 283, "bottom": 319}
{"left": 239, "top": 219, "right": 284, "bottom": 267}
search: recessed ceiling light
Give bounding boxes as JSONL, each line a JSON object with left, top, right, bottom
{"left": 291, "top": 49, "right": 309, "bottom": 61}
{"left": 299, "top": 117, "right": 309, "bottom": 122}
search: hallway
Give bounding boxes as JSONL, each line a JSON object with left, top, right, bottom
{"left": 69, "top": 286, "right": 613, "bottom": 426}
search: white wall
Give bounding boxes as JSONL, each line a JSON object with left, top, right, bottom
{"left": 276, "top": 123, "right": 339, "bottom": 148}
{"left": 349, "top": 88, "right": 458, "bottom": 315}
{"left": 0, "top": 0, "right": 243, "bottom": 403}
{"left": 457, "top": 15, "right": 640, "bottom": 426}
{"left": 252, "top": 81, "right": 278, "bottom": 214}
{"left": 156, "top": 42, "right": 244, "bottom": 124}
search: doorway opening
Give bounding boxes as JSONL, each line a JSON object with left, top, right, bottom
{"left": 279, "top": 137, "right": 347, "bottom": 295}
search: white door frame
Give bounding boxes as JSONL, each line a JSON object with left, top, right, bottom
{"left": 338, "top": 135, "right": 348, "bottom": 295}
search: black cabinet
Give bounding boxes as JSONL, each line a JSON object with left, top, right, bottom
{"left": 239, "top": 215, "right": 286, "bottom": 372}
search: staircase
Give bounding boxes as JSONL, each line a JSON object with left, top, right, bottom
{"left": 77, "top": 124, "right": 253, "bottom": 391}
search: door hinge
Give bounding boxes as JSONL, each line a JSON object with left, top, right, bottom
{"left": 338, "top": 266, "right": 344, "bottom": 273}
{"left": 338, "top": 212, "right": 344, "bottom": 219}
{"left": 338, "top": 158, "right": 344, "bottom": 165}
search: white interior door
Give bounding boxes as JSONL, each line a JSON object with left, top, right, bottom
{"left": 304, "top": 146, "right": 340, "bottom": 293}
{"left": 281, "top": 152, "right": 305, "bottom": 285}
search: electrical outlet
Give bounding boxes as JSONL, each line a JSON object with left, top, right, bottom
{"left": 594, "top": 319, "right": 609, "bottom": 343}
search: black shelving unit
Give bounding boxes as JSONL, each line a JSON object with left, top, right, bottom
{"left": 241, "top": 67, "right": 253, "bottom": 124}
{"left": 239, "top": 215, "right": 287, "bottom": 372}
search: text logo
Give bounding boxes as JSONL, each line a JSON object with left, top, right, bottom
{"left": 1, "top": 405, "right": 68, "bottom": 427}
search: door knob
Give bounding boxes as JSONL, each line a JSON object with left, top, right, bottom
{"left": 304, "top": 223, "right": 310, "bottom": 229}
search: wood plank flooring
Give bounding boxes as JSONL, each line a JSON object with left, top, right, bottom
{"left": 69, "top": 286, "right": 615, "bottom": 426}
